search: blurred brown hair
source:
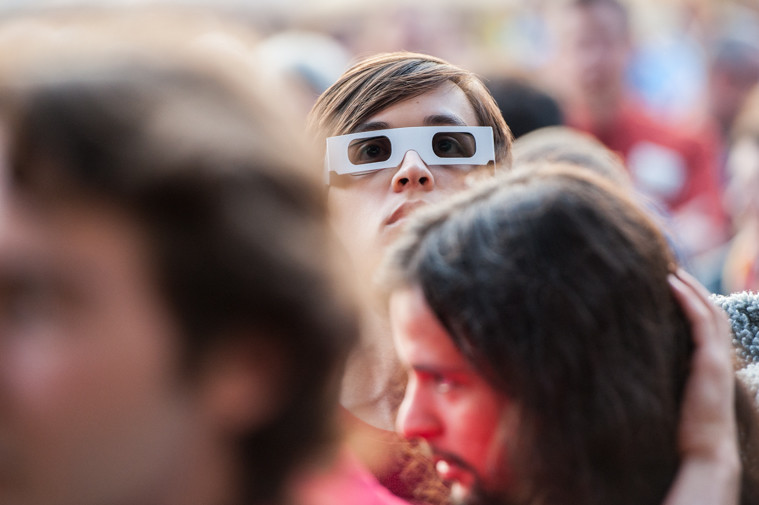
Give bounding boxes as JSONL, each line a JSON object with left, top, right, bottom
{"left": 512, "top": 126, "right": 630, "bottom": 186}
{"left": 0, "top": 11, "right": 356, "bottom": 504}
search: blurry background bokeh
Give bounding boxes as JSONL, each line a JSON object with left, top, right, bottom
{"left": 2, "top": 0, "right": 758, "bottom": 294}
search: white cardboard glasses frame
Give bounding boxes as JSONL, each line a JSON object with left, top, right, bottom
{"left": 325, "top": 126, "right": 495, "bottom": 178}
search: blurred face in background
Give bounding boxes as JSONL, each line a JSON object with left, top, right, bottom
{"left": 553, "top": 2, "right": 630, "bottom": 107}
{"left": 0, "top": 197, "right": 216, "bottom": 505}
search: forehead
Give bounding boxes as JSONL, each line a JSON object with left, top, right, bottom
{"left": 358, "top": 81, "right": 479, "bottom": 132}
{"left": 561, "top": 3, "right": 627, "bottom": 37}
{"left": 390, "top": 285, "right": 472, "bottom": 371}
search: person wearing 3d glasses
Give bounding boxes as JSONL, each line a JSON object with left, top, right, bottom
{"left": 308, "top": 51, "right": 742, "bottom": 505}
{"left": 308, "top": 51, "right": 511, "bottom": 505}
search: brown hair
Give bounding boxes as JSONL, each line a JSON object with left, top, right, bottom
{"left": 511, "top": 126, "right": 630, "bottom": 186}
{"left": 308, "top": 51, "right": 512, "bottom": 166}
{"left": 0, "top": 50, "right": 356, "bottom": 505}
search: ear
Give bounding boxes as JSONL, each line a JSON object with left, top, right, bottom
{"left": 198, "top": 335, "right": 288, "bottom": 434}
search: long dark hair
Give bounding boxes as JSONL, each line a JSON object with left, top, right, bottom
{"left": 385, "top": 164, "right": 759, "bottom": 505}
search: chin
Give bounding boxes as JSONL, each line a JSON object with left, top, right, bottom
{"left": 451, "top": 481, "right": 473, "bottom": 505}
{"left": 451, "top": 481, "right": 512, "bottom": 505}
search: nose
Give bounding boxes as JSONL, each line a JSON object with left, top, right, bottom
{"left": 396, "top": 379, "right": 442, "bottom": 441}
{"left": 391, "top": 150, "right": 435, "bottom": 193}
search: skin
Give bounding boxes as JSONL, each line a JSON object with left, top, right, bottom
{"left": 390, "top": 285, "right": 514, "bottom": 501}
{"left": 665, "top": 269, "right": 739, "bottom": 505}
{"left": 0, "top": 197, "right": 250, "bottom": 505}
{"left": 329, "top": 81, "right": 493, "bottom": 431}
{"left": 327, "top": 80, "right": 492, "bottom": 277}
{"left": 552, "top": 2, "right": 630, "bottom": 122}
{"left": 388, "top": 276, "right": 739, "bottom": 505}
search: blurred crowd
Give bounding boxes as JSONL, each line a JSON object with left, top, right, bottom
{"left": 1, "top": 0, "right": 751, "bottom": 292}
{"left": 251, "top": 0, "right": 759, "bottom": 293}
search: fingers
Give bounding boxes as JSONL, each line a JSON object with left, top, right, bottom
{"left": 672, "top": 268, "right": 714, "bottom": 303}
{"left": 668, "top": 268, "right": 732, "bottom": 354}
{"left": 661, "top": 269, "right": 740, "bottom": 505}
{"left": 668, "top": 268, "right": 737, "bottom": 458}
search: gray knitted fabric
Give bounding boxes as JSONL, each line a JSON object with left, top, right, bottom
{"left": 737, "top": 363, "right": 759, "bottom": 406}
{"left": 712, "top": 291, "right": 759, "bottom": 365}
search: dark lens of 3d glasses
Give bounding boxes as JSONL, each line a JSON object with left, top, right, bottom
{"left": 348, "top": 136, "right": 392, "bottom": 165}
{"left": 347, "top": 132, "right": 477, "bottom": 166}
{"left": 432, "top": 132, "right": 476, "bottom": 158}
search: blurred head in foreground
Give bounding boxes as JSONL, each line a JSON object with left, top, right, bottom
{"left": 511, "top": 125, "right": 630, "bottom": 186}
{"left": 383, "top": 165, "right": 759, "bottom": 505}
{"left": 0, "top": 23, "right": 355, "bottom": 505}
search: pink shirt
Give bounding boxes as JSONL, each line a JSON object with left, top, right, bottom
{"left": 298, "top": 447, "right": 415, "bottom": 505}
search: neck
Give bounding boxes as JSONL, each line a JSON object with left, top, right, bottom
{"left": 340, "top": 302, "right": 403, "bottom": 431}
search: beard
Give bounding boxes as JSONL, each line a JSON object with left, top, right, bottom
{"left": 432, "top": 450, "right": 515, "bottom": 505}
{"left": 450, "top": 481, "right": 516, "bottom": 505}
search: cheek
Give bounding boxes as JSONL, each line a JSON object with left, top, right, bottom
{"left": 328, "top": 187, "right": 374, "bottom": 237}
{"left": 1, "top": 322, "right": 176, "bottom": 434}
{"left": 0, "top": 288, "right": 182, "bottom": 436}
{"left": 1, "top": 338, "right": 80, "bottom": 419}
{"left": 432, "top": 167, "right": 489, "bottom": 194}
{"left": 328, "top": 175, "right": 390, "bottom": 217}
{"left": 0, "top": 303, "right": 191, "bottom": 499}
{"left": 327, "top": 180, "right": 392, "bottom": 270}
{"left": 445, "top": 392, "right": 508, "bottom": 471}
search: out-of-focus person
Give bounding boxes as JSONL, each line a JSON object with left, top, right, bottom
{"left": 706, "top": 18, "right": 759, "bottom": 146}
{"left": 721, "top": 83, "right": 759, "bottom": 293}
{"left": 0, "top": 9, "right": 356, "bottom": 505}
{"left": 547, "top": 0, "right": 727, "bottom": 264}
{"left": 485, "top": 75, "right": 563, "bottom": 139}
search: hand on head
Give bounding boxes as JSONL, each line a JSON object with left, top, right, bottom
{"left": 666, "top": 268, "right": 740, "bottom": 505}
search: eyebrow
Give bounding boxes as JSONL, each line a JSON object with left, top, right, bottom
{"left": 423, "top": 114, "right": 468, "bottom": 127}
{"left": 352, "top": 121, "right": 390, "bottom": 134}
{"left": 411, "top": 364, "right": 471, "bottom": 376}
{"left": 352, "top": 114, "right": 469, "bottom": 134}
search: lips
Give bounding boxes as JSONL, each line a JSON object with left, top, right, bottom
{"left": 431, "top": 450, "right": 481, "bottom": 487}
{"left": 434, "top": 456, "right": 477, "bottom": 490}
{"left": 384, "top": 200, "right": 427, "bottom": 227}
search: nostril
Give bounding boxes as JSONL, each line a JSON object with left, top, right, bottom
{"left": 399, "top": 178, "right": 409, "bottom": 186}
{"left": 419, "top": 176, "right": 428, "bottom": 185}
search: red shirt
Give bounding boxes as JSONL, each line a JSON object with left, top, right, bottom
{"left": 567, "top": 100, "right": 727, "bottom": 253}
